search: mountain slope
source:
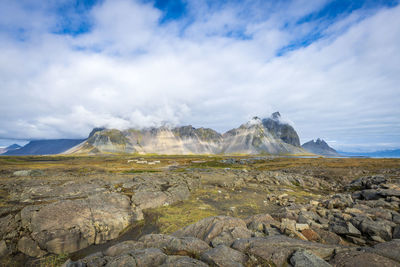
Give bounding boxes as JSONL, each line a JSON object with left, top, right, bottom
{"left": 302, "top": 138, "right": 340, "bottom": 156}
{"left": 72, "top": 112, "right": 307, "bottom": 155}
{"left": 262, "top": 112, "right": 300, "bottom": 146}
{"left": 221, "top": 117, "right": 305, "bottom": 154}
{"left": 0, "top": 144, "right": 22, "bottom": 154}
{"left": 4, "top": 139, "right": 85, "bottom": 155}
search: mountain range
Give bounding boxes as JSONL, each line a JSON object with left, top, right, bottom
{"left": 67, "top": 112, "right": 306, "bottom": 155}
{"left": 3, "top": 139, "right": 85, "bottom": 156}
{"left": 6, "top": 112, "right": 395, "bottom": 157}
{"left": 2, "top": 112, "right": 316, "bottom": 156}
{"left": 301, "top": 138, "right": 340, "bottom": 157}
{"left": 0, "top": 144, "right": 22, "bottom": 154}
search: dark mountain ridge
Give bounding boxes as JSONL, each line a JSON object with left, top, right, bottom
{"left": 302, "top": 138, "right": 340, "bottom": 156}
{"left": 4, "top": 139, "right": 85, "bottom": 156}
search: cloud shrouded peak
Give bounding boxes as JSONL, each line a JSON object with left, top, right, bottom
{"left": 0, "top": 0, "right": 399, "bottom": 152}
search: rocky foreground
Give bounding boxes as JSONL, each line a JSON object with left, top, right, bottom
{"left": 0, "top": 157, "right": 400, "bottom": 266}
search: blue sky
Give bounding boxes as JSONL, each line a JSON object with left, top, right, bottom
{"left": 0, "top": 0, "right": 399, "bottom": 152}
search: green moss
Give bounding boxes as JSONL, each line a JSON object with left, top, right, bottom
{"left": 149, "top": 200, "right": 218, "bottom": 234}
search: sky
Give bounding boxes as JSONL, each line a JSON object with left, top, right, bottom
{"left": 0, "top": 0, "right": 399, "bottom": 152}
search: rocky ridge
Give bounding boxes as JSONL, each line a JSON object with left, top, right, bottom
{"left": 302, "top": 138, "right": 340, "bottom": 157}
{"left": 71, "top": 112, "right": 306, "bottom": 155}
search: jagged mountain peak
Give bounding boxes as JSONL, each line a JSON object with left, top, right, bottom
{"left": 67, "top": 112, "right": 307, "bottom": 155}
{"left": 271, "top": 111, "right": 281, "bottom": 120}
{"left": 302, "top": 138, "right": 339, "bottom": 156}
{"left": 261, "top": 112, "right": 300, "bottom": 147}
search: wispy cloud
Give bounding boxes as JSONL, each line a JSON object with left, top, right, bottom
{"left": 0, "top": 0, "right": 399, "bottom": 151}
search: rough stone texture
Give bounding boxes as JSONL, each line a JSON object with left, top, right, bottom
{"left": 200, "top": 245, "right": 248, "bottom": 267}
{"left": 173, "top": 216, "right": 247, "bottom": 244}
{"left": 0, "top": 214, "right": 18, "bottom": 240}
{"left": 104, "top": 240, "right": 145, "bottom": 257}
{"left": 302, "top": 229, "right": 321, "bottom": 242}
{"left": 393, "top": 226, "right": 400, "bottom": 239}
{"left": 105, "top": 248, "right": 167, "bottom": 267}
{"left": 232, "top": 235, "right": 340, "bottom": 266}
{"left": 139, "top": 234, "right": 210, "bottom": 257}
{"left": 358, "top": 218, "right": 392, "bottom": 241}
{"left": 368, "top": 239, "right": 400, "bottom": 262}
{"left": 0, "top": 240, "right": 9, "bottom": 258}
{"left": 329, "top": 220, "right": 361, "bottom": 237}
{"left": 17, "top": 236, "right": 46, "bottom": 258}
{"left": 347, "top": 175, "right": 387, "bottom": 190}
{"left": 28, "top": 192, "right": 133, "bottom": 254}
{"left": 290, "top": 250, "right": 331, "bottom": 267}
{"left": 160, "top": 255, "right": 208, "bottom": 267}
{"left": 131, "top": 191, "right": 169, "bottom": 211}
{"left": 210, "top": 226, "right": 252, "bottom": 247}
{"left": 330, "top": 250, "right": 400, "bottom": 267}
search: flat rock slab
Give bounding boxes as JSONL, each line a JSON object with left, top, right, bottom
{"left": 160, "top": 256, "right": 208, "bottom": 267}
{"left": 200, "top": 245, "right": 248, "bottom": 267}
{"left": 139, "top": 234, "right": 210, "bottom": 257}
{"left": 25, "top": 192, "right": 133, "bottom": 254}
{"left": 330, "top": 250, "right": 400, "bottom": 267}
{"left": 290, "top": 250, "right": 331, "bottom": 267}
{"left": 173, "top": 216, "right": 247, "bottom": 244}
{"left": 232, "top": 235, "right": 342, "bottom": 266}
{"left": 366, "top": 239, "right": 400, "bottom": 262}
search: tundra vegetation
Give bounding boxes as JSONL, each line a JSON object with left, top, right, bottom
{"left": 0, "top": 155, "right": 399, "bottom": 266}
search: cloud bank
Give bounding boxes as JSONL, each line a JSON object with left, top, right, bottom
{"left": 0, "top": 0, "right": 399, "bottom": 151}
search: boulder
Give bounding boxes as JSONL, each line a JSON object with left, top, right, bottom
{"left": 160, "top": 256, "right": 208, "bottom": 267}
{"left": 246, "top": 213, "right": 279, "bottom": 232}
{"left": 301, "top": 229, "right": 321, "bottom": 242}
{"left": 347, "top": 175, "right": 387, "bottom": 190}
{"left": 393, "top": 226, "right": 400, "bottom": 239}
{"left": 290, "top": 250, "right": 331, "bottom": 267}
{"left": 17, "top": 236, "right": 46, "bottom": 258}
{"left": 104, "top": 240, "right": 145, "bottom": 257}
{"left": 358, "top": 219, "right": 392, "bottom": 241}
{"left": 368, "top": 239, "right": 400, "bottom": 262}
{"left": 329, "top": 219, "right": 361, "bottom": 237}
{"left": 210, "top": 226, "right": 252, "bottom": 247}
{"left": 330, "top": 250, "right": 400, "bottom": 267}
{"left": 0, "top": 214, "right": 18, "bottom": 240}
{"left": 173, "top": 216, "right": 247, "bottom": 244}
{"left": 323, "top": 194, "right": 353, "bottom": 209}
{"left": 312, "top": 228, "right": 344, "bottom": 245}
{"left": 139, "top": 234, "right": 210, "bottom": 257}
{"left": 360, "top": 190, "right": 381, "bottom": 201}
{"left": 105, "top": 248, "right": 167, "bottom": 267}
{"left": 0, "top": 240, "right": 9, "bottom": 257}
{"left": 131, "top": 191, "right": 169, "bottom": 210}
{"left": 28, "top": 192, "right": 133, "bottom": 254}
{"left": 200, "top": 245, "right": 248, "bottom": 267}
{"left": 232, "top": 235, "right": 340, "bottom": 266}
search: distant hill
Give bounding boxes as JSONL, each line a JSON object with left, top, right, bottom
{"left": 70, "top": 112, "right": 308, "bottom": 155}
{"left": 338, "top": 149, "right": 400, "bottom": 158}
{"left": 4, "top": 139, "right": 85, "bottom": 155}
{"left": 0, "top": 144, "right": 22, "bottom": 154}
{"left": 302, "top": 138, "right": 340, "bottom": 157}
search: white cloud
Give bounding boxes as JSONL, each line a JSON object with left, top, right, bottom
{"left": 0, "top": 0, "right": 399, "bottom": 151}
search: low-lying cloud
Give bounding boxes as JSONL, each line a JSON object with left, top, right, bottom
{"left": 0, "top": 0, "right": 399, "bottom": 151}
